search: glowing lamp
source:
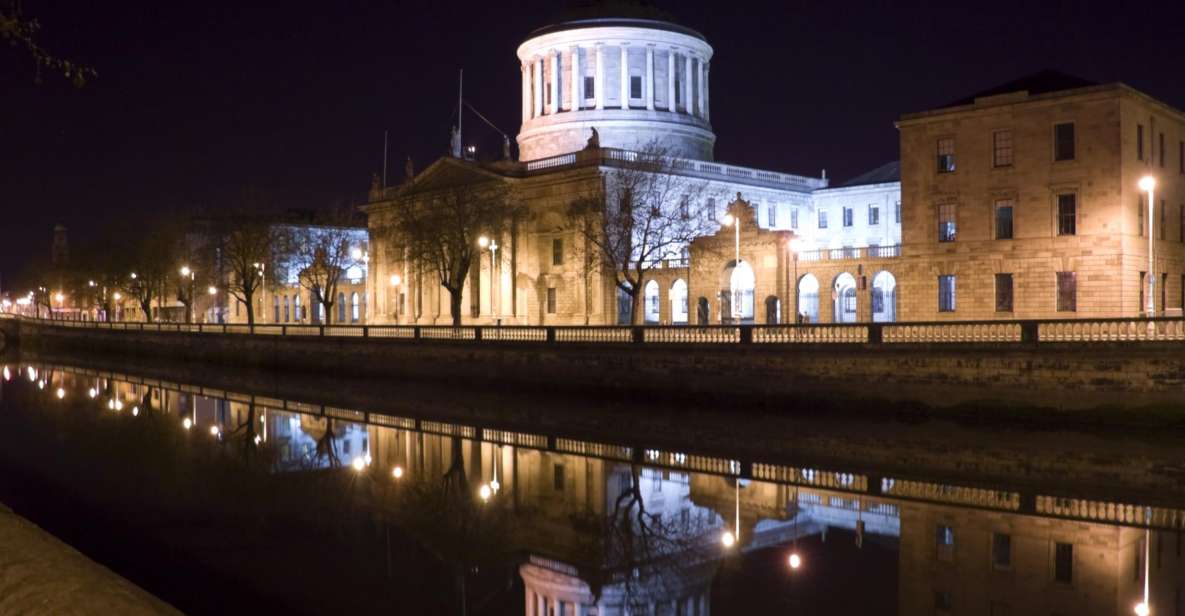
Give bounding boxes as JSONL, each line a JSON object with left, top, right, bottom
{"left": 721, "top": 530, "right": 736, "bottom": 547}
{"left": 788, "top": 553, "right": 802, "bottom": 569}
{"left": 392, "top": 466, "right": 404, "bottom": 479}
{"left": 1138, "top": 176, "right": 1156, "bottom": 192}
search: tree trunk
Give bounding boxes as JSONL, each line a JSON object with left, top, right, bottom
{"left": 141, "top": 300, "right": 154, "bottom": 322}
{"left": 630, "top": 287, "right": 643, "bottom": 325}
{"left": 449, "top": 288, "right": 463, "bottom": 327}
{"left": 246, "top": 296, "right": 255, "bottom": 326}
{"left": 324, "top": 301, "right": 333, "bottom": 325}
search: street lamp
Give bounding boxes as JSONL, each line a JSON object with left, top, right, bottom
{"left": 389, "top": 273, "right": 402, "bottom": 322}
{"left": 787, "top": 552, "right": 802, "bottom": 570}
{"left": 478, "top": 235, "right": 499, "bottom": 322}
{"left": 721, "top": 213, "right": 741, "bottom": 322}
{"left": 478, "top": 483, "right": 492, "bottom": 502}
{"left": 180, "top": 266, "right": 195, "bottom": 323}
{"left": 789, "top": 237, "right": 804, "bottom": 324}
{"left": 207, "top": 286, "right": 218, "bottom": 295}
{"left": 1139, "top": 176, "right": 1156, "bottom": 317}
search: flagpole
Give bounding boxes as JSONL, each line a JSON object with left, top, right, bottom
{"left": 382, "top": 130, "right": 388, "bottom": 188}
{"left": 458, "top": 69, "right": 464, "bottom": 154}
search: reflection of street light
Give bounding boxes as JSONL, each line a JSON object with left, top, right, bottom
{"left": 788, "top": 552, "right": 802, "bottom": 569}
{"left": 478, "top": 483, "right": 492, "bottom": 502}
{"left": 392, "top": 465, "right": 404, "bottom": 479}
{"left": 183, "top": 418, "right": 193, "bottom": 430}
{"left": 210, "top": 425, "right": 220, "bottom": 437}
{"left": 389, "top": 274, "right": 402, "bottom": 322}
{"left": 352, "top": 456, "right": 366, "bottom": 471}
{"left": 720, "top": 530, "right": 736, "bottom": 547}
{"left": 478, "top": 236, "right": 500, "bottom": 321}
{"left": 55, "top": 387, "right": 65, "bottom": 399}
{"left": 1139, "top": 175, "right": 1156, "bottom": 317}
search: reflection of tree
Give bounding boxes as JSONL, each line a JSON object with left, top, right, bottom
{"left": 577, "top": 464, "right": 719, "bottom": 610}
{"left": 313, "top": 418, "right": 341, "bottom": 468}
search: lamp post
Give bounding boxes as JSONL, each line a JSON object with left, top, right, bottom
{"left": 180, "top": 266, "right": 195, "bottom": 323}
{"left": 722, "top": 213, "right": 741, "bottom": 323}
{"left": 478, "top": 235, "right": 499, "bottom": 323}
{"left": 1139, "top": 176, "right": 1156, "bottom": 317}
{"left": 788, "top": 238, "right": 803, "bottom": 324}
{"left": 389, "top": 273, "right": 402, "bottom": 323}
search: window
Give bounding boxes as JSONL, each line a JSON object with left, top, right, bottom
{"left": 1160, "top": 132, "right": 1166, "bottom": 167}
{"left": 992, "top": 533, "right": 1012, "bottom": 569}
{"left": 767, "top": 205, "right": 777, "bottom": 227}
{"left": 869, "top": 204, "right": 880, "bottom": 225}
{"left": 895, "top": 200, "right": 901, "bottom": 223}
{"left": 995, "top": 199, "right": 1014, "bottom": 239}
{"left": 351, "top": 292, "right": 360, "bottom": 323}
{"left": 546, "top": 287, "right": 557, "bottom": 314}
{"left": 1179, "top": 204, "right": 1184, "bottom": 242}
{"left": 937, "top": 203, "right": 957, "bottom": 242}
{"left": 630, "top": 75, "right": 642, "bottom": 99}
{"left": 936, "top": 137, "right": 956, "bottom": 173}
{"left": 1140, "top": 271, "right": 1146, "bottom": 313}
{"left": 1057, "top": 193, "right": 1077, "bottom": 236}
{"left": 705, "top": 197, "right": 716, "bottom": 221}
{"left": 1057, "top": 271, "right": 1077, "bottom": 312}
{"left": 791, "top": 208, "right": 799, "bottom": 229}
{"left": 1139, "top": 196, "right": 1145, "bottom": 237}
{"left": 993, "top": 129, "right": 1013, "bottom": 167}
{"left": 938, "top": 276, "right": 956, "bottom": 312}
{"left": 283, "top": 296, "right": 290, "bottom": 322}
{"left": 934, "top": 591, "right": 953, "bottom": 612}
{"left": 1180, "top": 141, "right": 1184, "bottom": 174}
{"left": 337, "top": 292, "right": 346, "bottom": 322}
{"left": 818, "top": 209, "right": 828, "bottom": 229}
{"left": 584, "top": 76, "right": 594, "bottom": 99}
{"left": 680, "top": 196, "right": 689, "bottom": 219}
{"left": 1138, "top": 124, "right": 1145, "bottom": 160}
{"left": 1161, "top": 199, "right": 1167, "bottom": 240}
{"left": 1054, "top": 542, "right": 1073, "bottom": 583}
{"left": 273, "top": 296, "right": 280, "bottom": 322}
{"left": 1162, "top": 272, "right": 1168, "bottom": 313}
{"left": 545, "top": 83, "right": 551, "bottom": 105}
{"left": 552, "top": 238, "right": 563, "bottom": 266}
{"left": 995, "top": 274, "right": 1013, "bottom": 312}
{"left": 843, "top": 207, "right": 853, "bottom": 227}
{"left": 1054, "top": 123, "right": 1075, "bottom": 161}
{"left": 553, "top": 464, "right": 565, "bottom": 491}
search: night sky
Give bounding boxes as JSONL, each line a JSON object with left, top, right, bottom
{"left": 3, "top": 1, "right": 1184, "bottom": 285}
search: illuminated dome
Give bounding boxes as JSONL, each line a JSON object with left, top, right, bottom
{"left": 516, "top": 17, "right": 715, "bottom": 161}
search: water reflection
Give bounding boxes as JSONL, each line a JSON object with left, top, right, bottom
{"left": 1, "top": 359, "right": 1183, "bottom": 615}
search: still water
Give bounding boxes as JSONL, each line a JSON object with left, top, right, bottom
{"left": 0, "top": 357, "right": 1182, "bottom": 615}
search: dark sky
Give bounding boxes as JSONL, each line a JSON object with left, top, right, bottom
{"left": 3, "top": 1, "right": 1184, "bottom": 285}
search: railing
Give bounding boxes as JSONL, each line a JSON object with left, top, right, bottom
{"left": 8, "top": 313, "right": 1185, "bottom": 346}
{"left": 522, "top": 147, "right": 827, "bottom": 191}
{"left": 796, "top": 244, "right": 902, "bottom": 263}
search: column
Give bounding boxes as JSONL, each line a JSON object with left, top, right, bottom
{"left": 569, "top": 46, "right": 581, "bottom": 110}
{"left": 697, "top": 57, "right": 705, "bottom": 119}
{"left": 619, "top": 44, "right": 629, "bottom": 109}
{"left": 521, "top": 63, "right": 530, "bottom": 123}
{"left": 645, "top": 46, "right": 655, "bottom": 110}
{"left": 684, "top": 53, "right": 693, "bottom": 116}
{"left": 550, "top": 50, "right": 560, "bottom": 115}
{"left": 594, "top": 44, "right": 604, "bottom": 110}
{"left": 703, "top": 63, "right": 710, "bottom": 121}
{"left": 533, "top": 57, "right": 543, "bottom": 117}
{"left": 666, "top": 50, "right": 676, "bottom": 112}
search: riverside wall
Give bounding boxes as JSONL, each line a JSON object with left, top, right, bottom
{"left": 5, "top": 318, "right": 1185, "bottom": 410}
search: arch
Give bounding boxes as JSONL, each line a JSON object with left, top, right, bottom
{"left": 273, "top": 295, "right": 280, "bottom": 323}
{"left": 294, "top": 294, "right": 302, "bottom": 321}
{"left": 283, "top": 296, "right": 290, "bottom": 322}
{"left": 764, "top": 296, "right": 780, "bottom": 324}
{"left": 643, "top": 280, "right": 660, "bottom": 324}
{"left": 833, "top": 273, "right": 858, "bottom": 324}
{"left": 616, "top": 286, "right": 632, "bottom": 325}
{"left": 871, "top": 271, "right": 897, "bottom": 323}
{"left": 337, "top": 292, "right": 347, "bottom": 323}
{"left": 351, "top": 292, "right": 360, "bottom": 323}
{"left": 696, "top": 297, "right": 710, "bottom": 325}
{"left": 670, "top": 279, "right": 688, "bottom": 324}
{"left": 797, "top": 274, "right": 819, "bottom": 324}
{"left": 720, "top": 260, "right": 755, "bottom": 323}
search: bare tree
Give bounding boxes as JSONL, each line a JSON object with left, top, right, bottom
{"left": 220, "top": 219, "right": 276, "bottom": 327}
{"left": 387, "top": 178, "right": 520, "bottom": 326}
{"left": 1, "top": 1, "right": 96, "bottom": 86}
{"left": 568, "top": 142, "right": 720, "bottom": 324}
{"left": 279, "top": 208, "right": 365, "bottom": 325}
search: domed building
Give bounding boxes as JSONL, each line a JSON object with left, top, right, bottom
{"left": 365, "top": 11, "right": 901, "bottom": 327}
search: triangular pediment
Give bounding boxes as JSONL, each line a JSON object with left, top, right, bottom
{"left": 403, "top": 157, "right": 514, "bottom": 193}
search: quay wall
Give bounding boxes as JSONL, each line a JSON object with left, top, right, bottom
{"left": 5, "top": 319, "right": 1185, "bottom": 409}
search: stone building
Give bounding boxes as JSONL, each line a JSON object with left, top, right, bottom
{"left": 366, "top": 14, "right": 902, "bottom": 326}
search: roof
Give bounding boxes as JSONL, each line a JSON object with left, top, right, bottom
{"left": 942, "top": 69, "right": 1098, "bottom": 108}
{"left": 840, "top": 161, "right": 900, "bottom": 187}
{"left": 527, "top": 1, "right": 704, "bottom": 41}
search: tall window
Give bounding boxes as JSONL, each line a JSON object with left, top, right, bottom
{"left": 1180, "top": 141, "right": 1184, "bottom": 174}
{"left": 935, "top": 525, "right": 955, "bottom": 561}
{"left": 1140, "top": 271, "right": 1146, "bottom": 313}
{"left": 273, "top": 295, "right": 280, "bottom": 322}
{"left": 351, "top": 292, "right": 360, "bottom": 322}
{"left": 767, "top": 205, "right": 777, "bottom": 227}
{"left": 1139, "top": 196, "right": 1145, "bottom": 237}
{"left": 791, "top": 208, "right": 799, "bottom": 229}
{"left": 1054, "top": 543, "right": 1074, "bottom": 583}
{"left": 1160, "top": 199, "right": 1167, "bottom": 240}
{"left": 995, "top": 273, "right": 1013, "bottom": 312}
{"left": 337, "top": 292, "right": 346, "bottom": 322}
{"left": 704, "top": 197, "right": 715, "bottom": 221}
{"left": 818, "top": 209, "right": 828, "bottom": 229}
{"left": 869, "top": 204, "right": 880, "bottom": 225}
{"left": 1160, "top": 132, "right": 1166, "bottom": 167}
{"left": 1057, "top": 193, "right": 1077, "bottom": 236}
{"left": 992, "top": 533, "right": 1012, "bottom": 569}
{"left": 584, "top": 76, "right": 595, "bottom": 100}
{"left": 937, "top": 203, "right": 957, "bottom": 242}
{"left": 1054, "top": 123, "right": 1075, "bottom": 161}
{"left": 1179, "top": 204, "right": 1184, "bottom": 242}
{"left": 993, "top": 129, "right": 1013, "bottom": 167}
{"left": 995, "top": 199, "right": 1014, "bottom": 239}
{"left": 1162, "top": 272, "right": 1168, "bottom": 313}
{"left": 1057, "top": 271, "right": 1077, "bottom": 312}
{"left": 843, "top": 207, "right": 853, "bottom": 227}
{"left": 546, "top": 287, "right": 557, "bottom": 314}
{"left": 938, "top": 275, "right": 956, "bottom": 312}
{"left": 283, "top": 296, "right": 290, "bottom": 322}
{"left": 1138, "top": 124, "right": 1145, "bottom": 160}
{"left": 552, "top": 238, "right": 564, "bottom": 266}
{"left": 630, "top": 75, "right": 642, "bottom": 99}
{"left": 545, "top": 83, "right": 551, "bottom": 106}
{"left": 895, "top": 200, "right": 901, "bottom": 223}
{"left": 937, "top": 137, "right": 956, "bottom": 173}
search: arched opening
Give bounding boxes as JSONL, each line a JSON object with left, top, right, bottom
{"left": 720, "top": 260, "right": 755, "bottom": 323}
{"left": 764, "top": 296, "right": 780, "bottom": 324}
{"left": 351, "top": 292, "right": 360, "bottom": 323}
{"left": 696, "top": 297, "right": 710, "bottom": 325}
{"left": 670, "top": 279, "right": 688, "bottom": 324}
{"left": 871, "top": 271, "right": 897, "bottom": 323}
{"left": 833, "top": 273, "right": 858, "bottom": 323}
{"left": 797, "top": 274, "right": 819, "bottom": 323}
{"left": 294, "top": 295, "right": 302, "bottom": 322}
{"left": 283, "top": 296, "right": 290, "bottom": 322}
{"left": 337, "top": 292, "right": 347, "bottom": 323}
{"left": 616, "top": 286, "right": 632, "bottom": 325}
{"left": 644, "top": 280, "right": 660, "bottom": 324}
